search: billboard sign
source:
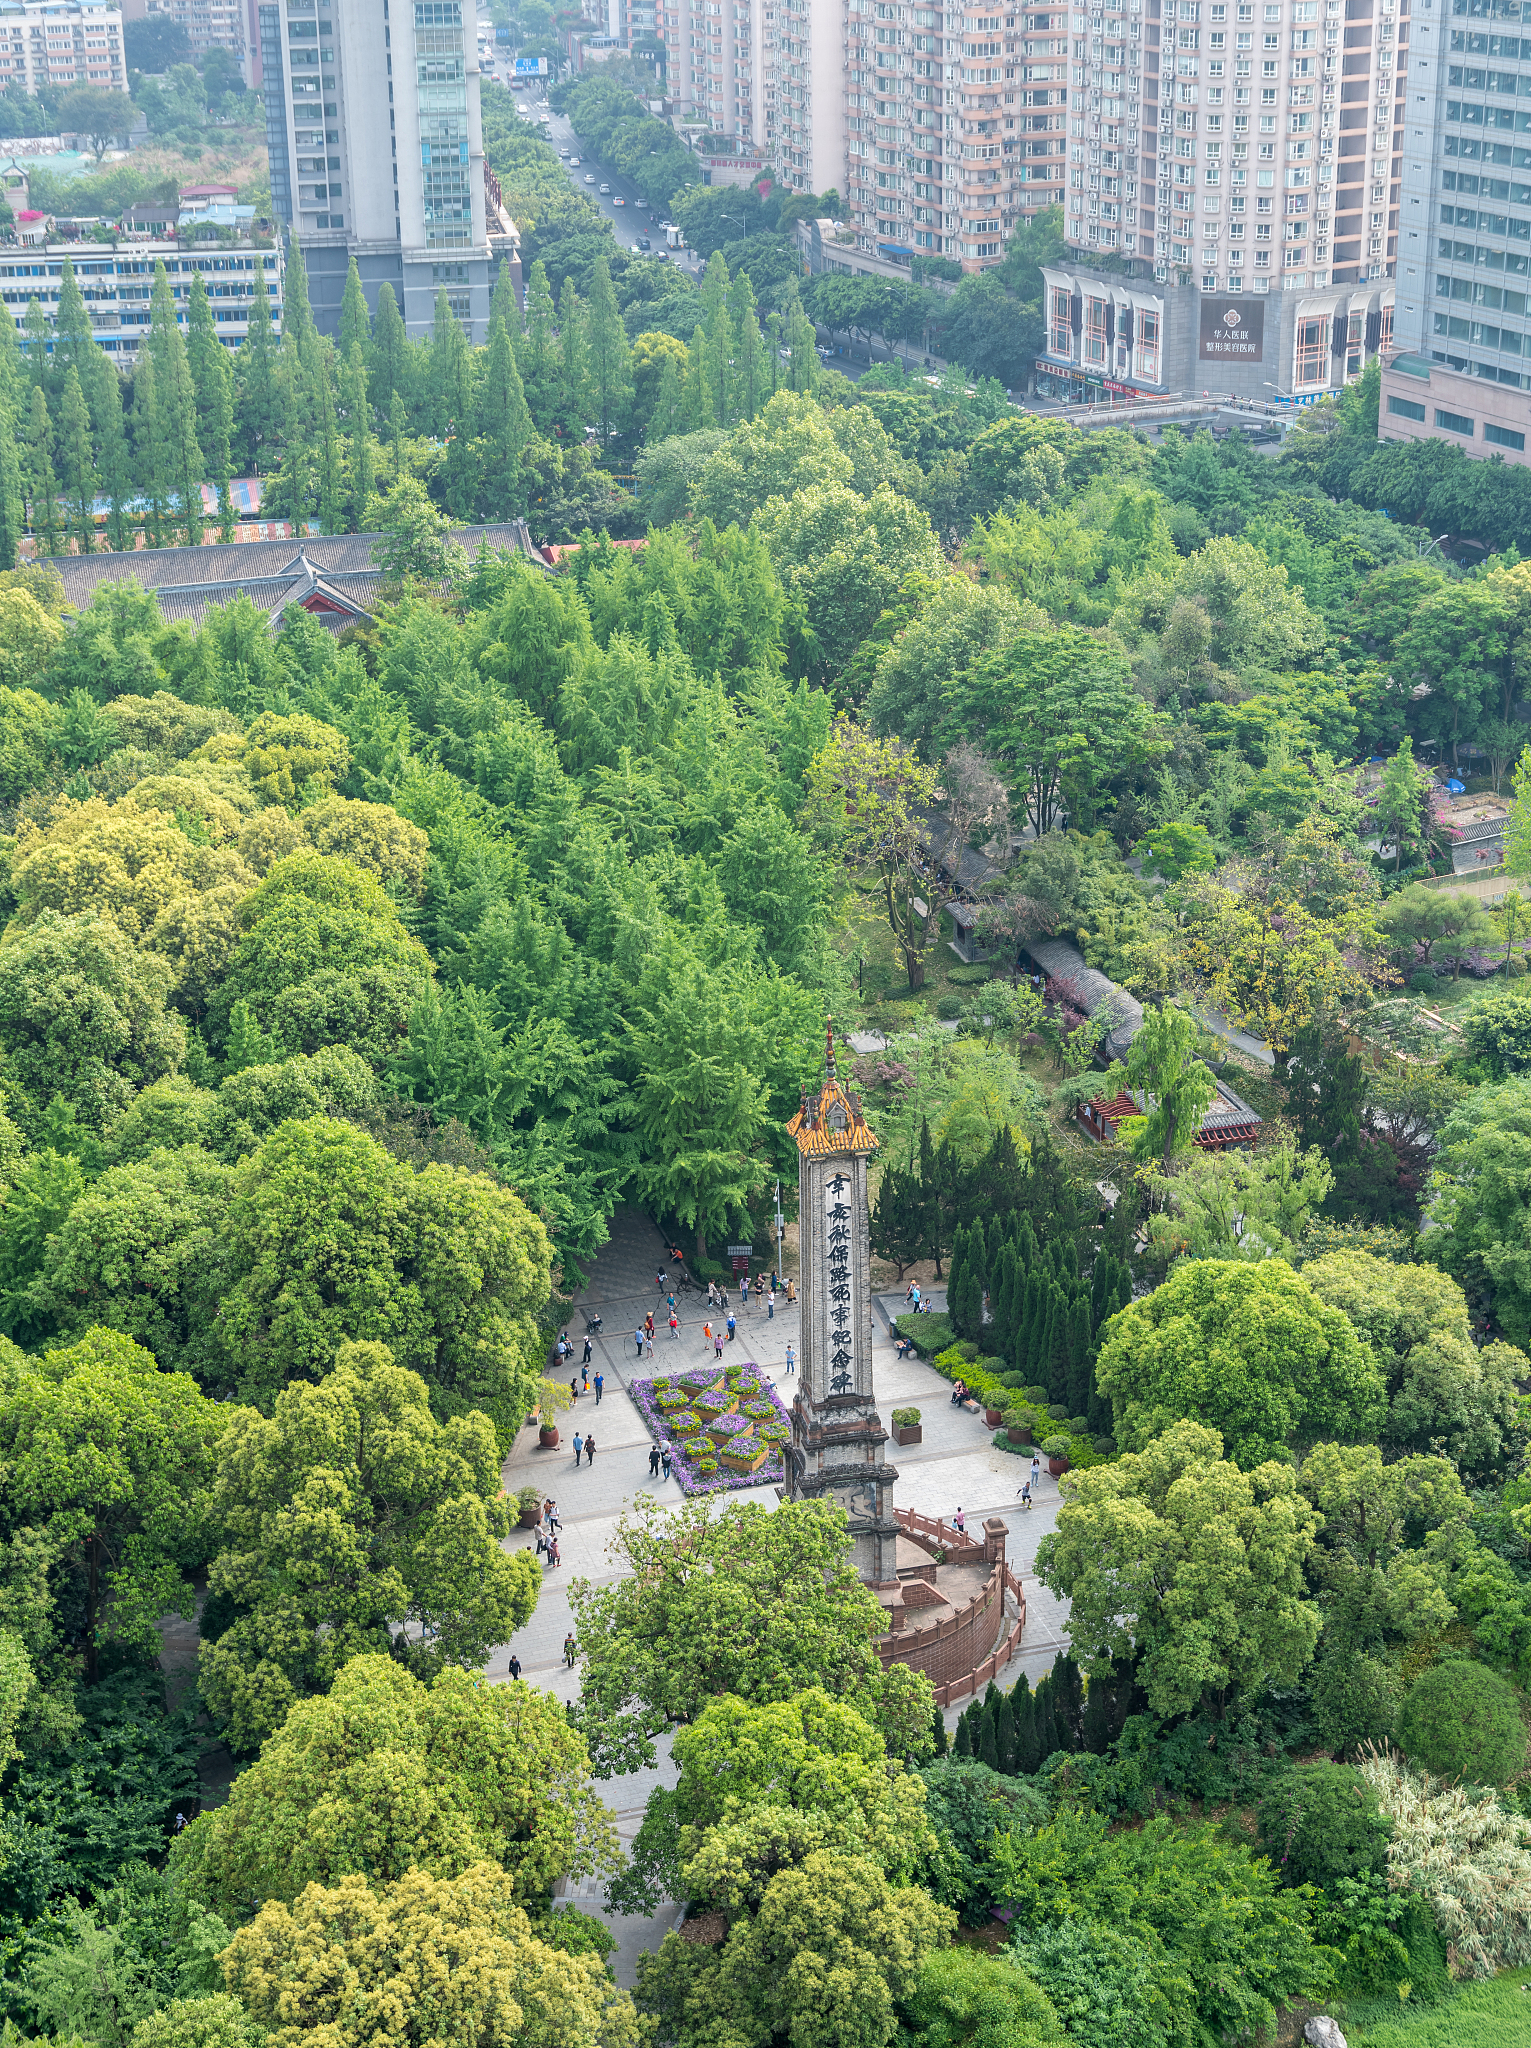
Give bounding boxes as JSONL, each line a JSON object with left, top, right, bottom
{"left": 1198, "top": 298, "right": 1265, "bottom": 362}
{"left": 514, "top": 56, "right": 546, "bottom": 73}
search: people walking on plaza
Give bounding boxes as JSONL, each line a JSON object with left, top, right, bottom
{"left": 634, "top": 1327, "right": 644, "bottom": 1359}
{"left": 1030, "top": 1453, "right": 1041, "bottom": 1493}
{"left": 754, "top": 1271, "right": 765, "bottom": 1300}
{"left": 582, "top": 1361, "right": 590, "bottom": 1389}
{"left": 508, "top": 1653, "right": 521, "bottom": 1680}
{"left": 1019, "top": 1480, "right": 1033, "bottom": 1510}
{"left": 582, "top": 1334, "right": 592, "bottom": 1365}
{"left": 785, "top": 1341, "right": 796, "bottom": 1375}
{"left": 656, "top": 1269, "right": 666, "bottom": 1293}
{"left": 740, "top": 1275, "right": 749, "bottom": 1311}
{"left": 669, "top": 1310, "right": 679, "bottom": 1339}
{"left": 786, "top": 1277, "right": 796, "bottom": 1304}
{"left": 649, "top": 1443, "right": 661, "bottom": 1477}
{"left": 573, "top": 1430, "right": 584, "bottom": 1465}
{"left": 771, "top": 1271, "right": 779, "bottom": 1296}
{"left": 644, "top": 1331, "right": 654, "bottom": 1358}
{"left": 594, "top": 1371, "right": 604, "bottom": 1404}
{"left": 954, "top": 1507, "right": 966, "bottom": 1536}
{"left": 714, "top": 1328, "right": 724, "bottom": 1359}
{"left": 703, "top": 1321, "right": 713, "bottom": 1350}
{"left": 548, "top": 1534, "right": 560, "bottom": 1566}
{"left": 726, "top": 1311, "right": 736, "bottom": 1342}
{"left": 564, "top": 1633, "right": 577, "bottom": 1667}
{"left": 768, "top": 1291, "right": 774, "bottom": 1320}
{"left": 569, "top": 1377, "right": 579, "bottom": 1405}
{"left": 707, "top": 1280, "right": 718, "bottom": 1310}
{"left": 645, "top": 1310, "right": 654, "bottom": 1339}
{"left": 585, "top": 1433, "right": 596, "bottom": 1464}
{"left": 661, "top": 1442, "right": 672, "bottom": 1479}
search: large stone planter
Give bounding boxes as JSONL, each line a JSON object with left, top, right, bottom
{"left": 1007, "top": 1426, "right": 1029, "bottom": 1445}
{"left": 519, "top": 1505, "right": 541, "bottom": 1528}
{"left": 1047, "top": 1454, "right": 1070, "bottom": 1477}
{"left": 538, "top": 1425, "right": 560, "bottom": 1450}
{"left": 984, "top": 1406, "right": 1003, "bottom": 1428}
{"left": 895, "top": 1424, "right": 922, "bottom": 1447}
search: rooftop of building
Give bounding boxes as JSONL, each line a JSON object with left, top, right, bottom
{"left": 42, "top": 521, "right": 546, "bottom": 630}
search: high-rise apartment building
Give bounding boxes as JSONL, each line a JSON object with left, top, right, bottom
{"left": 1381, "top": 0, "right": 1531, "bottom": 459}
{"left": 143, "top": 0, "right": 246, "bottom": 64}
{"left": 261, "top": 0, "right": 497, "bottom": 342}
{"left": 661, "top": 0, "right": 763, "bottom": 144}
{"left": 1067, "top": 0, "right": 1404, "bottom": 297}
{"left": 0, "top": 0, "right": 127, "bottom": 93}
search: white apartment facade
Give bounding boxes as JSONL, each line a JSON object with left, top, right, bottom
{"left": 0, "top": 0, "right": 127, "bottom": 91}
{"left": 261, "top": 0, "right": 497, "bottom": 342}
{"left": 0, "top": 234, "right": 283, "bottom": 356}
{"left": 141, "top": 0, "right": 247, "bottom": 66}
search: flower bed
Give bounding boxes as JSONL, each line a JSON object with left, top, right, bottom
{"left": 630, "top": 1363, "right": 791, "bottom": 1495}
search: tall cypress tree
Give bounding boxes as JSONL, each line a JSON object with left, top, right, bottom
{"left": 1012, "top": 1675, "right": 1039, "bottom": 1775}
{"left": 491, "top": 254, "right": 518, "bottom": 332}
{"left": 57, "top": 366, "right": 96, "bottom": 554}
{"left": 476, "top": 308, "right": 531, "bottom": 516}
{"left": 1066, "top": 1299, "right": 1092, "bottom": 1416}
{"left": 1054, "top": 1654, "right": 1084, "bottom": 1750}
{"left": 1034, "top": 1677, "right": 1058, "bottom": 1764}
{"left": 684, "top": 322, "right": 714, "bottom": 429}
{"left": 54, "top": 256, "right": 92, "bottom": 377}
{"left": 784, "top": 277, "right": 816, "bottom": 394}
{"left": 1044, "top": 1291, "right": 1067, "bottom": 1405}
{"left": 281, "top": 240, "right": 316, "bottom": 355}
{"left": 954, "top": 1714, "right": 972, "bottom": 1760}
{"left": 311, "top": 336, "right": 344, "bottom": 537}
{"left": 996, "top": 1691, "right": 1016, "bottom": 1775}
{"left": 978, "top": 1700, "right": 1000, "bottom": 1772}
{"left": 21, "top": 296, "right": 48, "bottom": 387}
{"left": 556, "top": 276, "right": 589, "bottom": 433}
{"left": 343, "top": 339, "right": 375, "bottom": 531}
{"left": 989, "top": 1244, "right": 1017, "bottom": 1358}
{"left": 236, "top": 266, "right": 280, "bottom": 476}
{"left": 187, "top": 273, "right": 235, "bottom": 540}
{"left": 92, "top": 354, "right": 131, "bottom": 552}
{"left": 387, "top": 386, "right": 407, "bottom": 486}
{"left": 147, "top": 261, "right": 204, "bottom": 546}
{"left": 518, "top": 258, "right": 558, "bottom": 431}
{"left": 0, "top": 302, "right": 24, "bottom": 424}
{"left": 585, "top": 252, "right": 630, "bottom": 449}
{"left": 764, "top": 310, "right": 783, "bottom": 396}
{"left": 369, "top": 279, "right": 410, "bottom": 418}
{"left": 930, "top": 1707, "right": 949, "bottom": 1758}
{"left": 651, "top": 348, "right": 682, "bottom": 442}
{"left": 730, "top": 268, "right": 761, "bottom": 421}
{"left": 0, "top": 397, "right": 22, "bottom": 568}
{"left": 702, "top": 251, "right": 734, "bottom": 424}
{"left": 25, "top": 385, "right": 60, "bottom": 556}
{"left": 133, "top": 346, "right": 168, "bottom": 548}
{"left": 339, "top": 255, "right": 371, "bottom": 360}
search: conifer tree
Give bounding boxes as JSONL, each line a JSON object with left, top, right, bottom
{"left": 997, "top": 1691, "right": 1016, "bottom": 1775}
{"left": 312, "top": 337, "right": 345, "bottom": 537}
{"left": 236, "top": 266, "right": 280, "bottom": 475}
{"left": 1081, "top": 1674, "right": 1111, "bottom": 1755}
{"left": 730, "top": 269, "right": 762, "bottom": 422}
{"left": 25, "top": 385, "right": 59, "bottom": 555}
{"left": 491, "top": 254, "right": 518, "bottom": 333}
{"left": 57, "top": 366, "right": 96, "bottom": 554}
{"left": 133, "top": 346, "right": 168, "bottom": 548}
{"left": 953, "top": 1714, "right": 972, "bottom": 1760}
{"left": 1066, "top": 1298, "right": 1092, "bottom": 1417}
{"left": 281, "top": 240, "right": 316, "bottom": 354}
{"left": 1034, "top": 1676, "right": 1057, "bottom": 1764}
{"left": 388, "top": 386, "right": 407, "bottom": 485}
{"left": 701, "top": 251, "right": 733, "bottom": 423}
{"left": 429, "top": 290, "right": 478, "bottom": 519}
{"left": 930, "top": 1707, "right": 948, "bottom": 1758}
{"left": 978, "top": 1700, "right": 1000, "bottom": 1771}
{"left": 22, "top": 295, "right": 48, "bottom": 385}
{"left": 765, "top": 309, "right": 783, "bottom": 396}
{"left": 369, "top": 280, "right": 409, "bottom": 417}
{"left": 585, "top": 252, "right": 630, "bottom": 448}
{"left": 186, "top": 273, "right": 235, "bottom": 539}
{"left": 1012, "top": 1675, "right": 1039, "bottom": 1775}
{"left": 990, "top": 1244, "right": 1017, "bottom": 1357}
{"left": 519, "top": 259, "right": 558, "bottom": 430}
{"left": 0, "top": 399, "right": 22, "bottom": 568}
{"left": 1044, "top": 1292, "right": 1067, "bottom": 1405}
{"left": 945, "top": 1226, "right": 969, "bottom": 1337}
{"left": 339, "top": 255, "right": 371, "bottom": 360}
{"left": 343, "top": 339, "right": 375, "bottom": 531}
{"left": 685, "top": 322, "right": 714, "bottom": 428}
{"left": 651, "top": 349, "right": 682, "bottom": 441}
{"left": 147, "top": 262, "right": 204, "bottom": 545}
{"left": 783, "top": 278, "right": 816, "bottom": 394}
{"left": 0, "top": 301, "right": 24, "bottom": 422}
{"left": 92, "top": 354, "right": 131, "bottom": 552}
{"left": 1054, "top": 1654, "right": 1084, "bottom": 1750}
{"left": 556, "top": 276, "right": 588, "bottom": 430}
{"left": 54, "top": 255, "right": 92, "bottom": 375}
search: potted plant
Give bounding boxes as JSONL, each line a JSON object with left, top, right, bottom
{"left": 515, "top": 1484, "right": 543, "bottom": 1529}
{"left": 538, "top": 1419, "right": 560, "bottom": 1449}
{"left": 892, "top": 1406, "right": 922, "bottom": 1447}
{"left": 1042, "top": 1433, "right": 1072, "bottom": 1477}
{"left": 984, "top": 1398, "right": 1004, "bottom": 1428}
{"left": 1002, "top": 1409, "right": 1031, "bottom": 1447}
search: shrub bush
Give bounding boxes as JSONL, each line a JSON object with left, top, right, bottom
{"left": 1040, "top": 1435, "right": 1071, "bottom": 1459}
{"left": 1257, "top": 1763, "right": 1392, "bottom": 1890}
{"left": 1397, "top": 1659, "right": 1527, "bottom": 1787}
{"left": 1024, "top": 1385, "right": 1050, "bottom": 1404}
{"left": 892, "top": 1407, "right": 921, "bottom": 1427}
{"left": 947, "top": 964, "right": 994, "bottom": 986}
{"left": 900, "top": 1312, "right": 955, "bottom": 1358}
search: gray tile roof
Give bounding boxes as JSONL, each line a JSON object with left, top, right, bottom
{"left": 41, "top": 520, "right": 543, "bottom": 627}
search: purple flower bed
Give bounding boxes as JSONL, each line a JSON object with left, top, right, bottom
{"left": 628, "top": 1362, "right": 792, "bottom": 1496}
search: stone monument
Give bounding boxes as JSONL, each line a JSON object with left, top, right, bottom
{"left": 783, "top": 1022, "right": 899, "bottom": 1586}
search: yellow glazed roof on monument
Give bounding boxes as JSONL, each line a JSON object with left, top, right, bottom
{"left": 788, "top": 1024, "right": 879, "bottom": 1156}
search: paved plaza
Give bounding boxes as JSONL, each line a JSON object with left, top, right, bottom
{"left": 492, "top": 1206, "right": 1075, "bottom": 1983}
